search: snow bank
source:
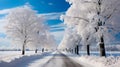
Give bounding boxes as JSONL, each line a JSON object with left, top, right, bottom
{"left": 0, "top": 51, "right": 52, "bottom": 67}
{"left": 0, "top": 51, "right": 40, "bottom": 62}
{"left": 79, "top": 56, "right": 120, "bottom": 67}
{"left": 62, "top": 52, "right": 120, "bottom": 67}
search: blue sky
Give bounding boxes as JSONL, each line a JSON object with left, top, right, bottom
{"left": 0, "top": 0, "right": 70, "bottom": 48}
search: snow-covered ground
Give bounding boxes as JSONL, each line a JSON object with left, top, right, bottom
{"left": 62, "top": 52, "right": 120, "bottom": 67}
{"left": 0, "top": 51, "right": 120, "bottom": 67}
{"left": 0, "top": 51, "right": 55, "bottom": 67}
{"left": 0, "top": 51, "right": 41, "bottom": 62}
{"left": 28, "top": 51, "right": 56, "bottom": 67}
{"left": 78, "top": 56, "right": 120, "bottom": 67}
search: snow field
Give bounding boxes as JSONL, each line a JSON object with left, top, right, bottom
{"left": 0, "top": 51, "right": 54, "bottom": 67}
{"left": 0, "top": 51, "right": 41, "bottom": 62}
{"left": 79, "top": 56, "right": 120, "bottom": 67}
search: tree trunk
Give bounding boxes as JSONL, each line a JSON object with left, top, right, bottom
{"left": 42, "top": 48, "right": 44, "bottom": 52}
{"left": 22, "top": 44, "right": 25, "bottom": 55}
{"left": 87, "top": 45, "right": 90, "bottom": 56}
{"left": 71, "top": 49, "right": 73, "bottom": 53}
{"left": 76, "top": 45, "right": 79, "bottom": 55}
{"left": 99, "top": 36, "right": 106, "bottom": 57}
{"left": 74, "top": 47, "right": 76, "bottom": 54}
{"left": 35, "top": 49, "right": 38, "bottom": 53}
{"left": 22, "top": 40, "right": 26, "bottom": 55}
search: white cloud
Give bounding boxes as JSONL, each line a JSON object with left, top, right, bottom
{"left": 0, "top": 3, "right": 33, "bottom": 15}
{"left": 0, "top": 8, "right": 15, "bottom": 15}
{"left": 50, "top": 23, "right": 65, "bottom": 28}
{"left": 0, "top": 9, "right": 10, "bottom": 14}
{"left": 48, "top": 3, "right": 53, "bottom": 5}
{"left": 50, "top": 23, "right": 66, "bottom": 31}
{"left": 50, "top": 27, "right": 64, "bottom": 31}
{"left": 38, "top": 12, "right": 65, "bottom": 20}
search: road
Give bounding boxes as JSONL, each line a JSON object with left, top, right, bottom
{"left": 42, "top": 52, "right": 83, "bottom": 67}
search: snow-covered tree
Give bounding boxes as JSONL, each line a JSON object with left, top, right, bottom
{"left": 44, "top": 32, "right": 57, "bottom": 49}
{"left": 27, "top": 24, "right": 48, "bottom": 53}
{"left": 5, "top": 6, "right": 46, "bottom": 55}
{"left": 58, "top": 28, "right": 81, "bottom": 53}
{"left": 60, "top": 0, "right": 96, "bottom": 55}
{"left": 61, "top": 0, "right": 120, "bottom": 56}
{"left": 79, "top": 0, "right": 120, "bottom": 56}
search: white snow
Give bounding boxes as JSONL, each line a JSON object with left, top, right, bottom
{"left": 0, "top": 51, "right": 40, "bottom": 62}
{"left": 0, "top": 51, "right": 120, "bottom": 67}
{"left": 62, "top": 52, "right": 120, "bottom": 67}
{"left": 28, "top": 51, "right": 57, "bottom": 67}
{"left": 78, "top": 56, "right": 120, "bottom": 67}
{"left": 61, "top": 52, "right": 95, "bottom": 67}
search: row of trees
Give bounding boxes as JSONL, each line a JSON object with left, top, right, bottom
{"left": 60, "top": 0, "right": 120, "bottom": 57}
{"left": 5, "top": 5, "right": 56, "bottom": 55}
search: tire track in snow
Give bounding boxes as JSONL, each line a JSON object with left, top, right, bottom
{"left": 42, "top": 52, "right": 83, "bottom": 67}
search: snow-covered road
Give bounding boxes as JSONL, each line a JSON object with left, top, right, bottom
{"left": 41, "top": 52, "right": 83, "bottom": 67}
{"left": 0, "top": 51, "right": 86, "bottom": 67}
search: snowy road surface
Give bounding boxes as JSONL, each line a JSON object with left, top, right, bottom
{"left": 0, "top": 51, "right": 84, "bottom": 67}
{"left": 41, "top": 52, "right": 83, "bottom": 67}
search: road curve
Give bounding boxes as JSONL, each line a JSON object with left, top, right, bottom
{"left": 42, "top": 52, "right": 83, "bottom": 67}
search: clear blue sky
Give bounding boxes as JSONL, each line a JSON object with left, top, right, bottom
{"left": 0, "top": 0, "right": 70, "bottom": 48}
